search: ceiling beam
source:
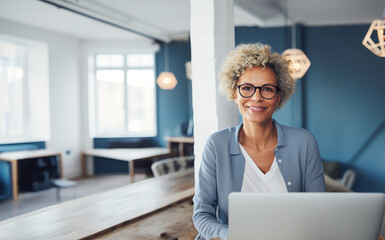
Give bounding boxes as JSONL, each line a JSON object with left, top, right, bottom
{"left": 38, "top": 0, "right": 168, "bottom": 43}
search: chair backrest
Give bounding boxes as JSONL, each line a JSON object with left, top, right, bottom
{"left": 151, "top": 156, "right": 194, "bottom": 177}
{"left": 340, "top": 169, "right": 356, "bottom": 189}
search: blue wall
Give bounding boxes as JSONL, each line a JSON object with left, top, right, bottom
{"left": 156, "top": 41, "right": 193, "bottom": 146}
{"left": 303, "top": 25, "right": 385, "bottom": 192}
{"left": 236, "top": 25, "right": 385, "bottom": 192}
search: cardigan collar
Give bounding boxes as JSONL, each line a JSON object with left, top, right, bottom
{"left": 229, "top": 119, "right": 287, "bottom": 155}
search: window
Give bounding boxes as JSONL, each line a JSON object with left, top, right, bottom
{"left": 0, "top": 40, "right": 25, "bottom": 140}
{"left": 0, "top": 36, "right": 50, "bottom": 144}
{"left": 90, "top": 53, "right": 156, "bottom": 137}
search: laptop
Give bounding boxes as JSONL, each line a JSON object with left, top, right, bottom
{"left": 229, "top": 192, "right": 385, "bottom": 240}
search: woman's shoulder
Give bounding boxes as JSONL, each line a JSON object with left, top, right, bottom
{"left": 277, "top": 122, "right": 317, "bottom": 142}
{"left": 207, "top": 125, "right": 238, "bottom": 143}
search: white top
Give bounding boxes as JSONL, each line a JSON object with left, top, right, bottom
{"left": 239, "top": 144, "right": 288, "bottom": 193}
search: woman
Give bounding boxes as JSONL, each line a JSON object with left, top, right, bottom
{"left": 193, "top": 43, "right": 326, "bottom": 240}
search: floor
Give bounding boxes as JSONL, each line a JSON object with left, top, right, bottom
{"left": 0, "top": 173, "right": 149, "bottom": 221}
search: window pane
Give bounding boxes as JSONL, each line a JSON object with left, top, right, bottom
{"left": 0, "top": 40, "right": 24, "bottom": 140}
{"left": 126, "top": 69, "right": 156, "bottom": 133}
{"left": 96, "top": 70, "right": 125, "bottom": 133}
{"left": 96, "top": 54, "right": 124, "bottom": 67}
{"left": 127, "top": 54, "right": 154, "bottom": 67}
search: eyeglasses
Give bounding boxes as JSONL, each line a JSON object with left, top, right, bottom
{"left": 237, "top": 84, "right": 280, "bottom": 99}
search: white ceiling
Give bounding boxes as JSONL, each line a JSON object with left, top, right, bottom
{"left": 0, "top": 0, "right": 384, "bottom": 42}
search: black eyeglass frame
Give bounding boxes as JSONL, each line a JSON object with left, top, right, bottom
{"left": 237, "top": 83, "right": 281, "bottom": 99}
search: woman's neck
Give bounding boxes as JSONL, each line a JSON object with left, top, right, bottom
{"left": 239, "top": 119, "right": 277, "bottom": 152}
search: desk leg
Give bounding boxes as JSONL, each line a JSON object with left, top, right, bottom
{"left": 58, "top": 154, "right": 63, "bottom": 178}
{"left": 168, "top": 141, "right": 172, "bottom": 154}
{"left": 178, "top": 143, "right": 184, "bottom": 156}
{"left": 11, "top": 161, "right": 18, "bottom": 201}
{"left": 129, "top": 161, "right": 135, "bottom": 183}
{"left": 81, "top": 153, "right": 87, "bottom": 177}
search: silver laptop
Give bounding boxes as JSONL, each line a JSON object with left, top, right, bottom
{"left": 229, "top": 192, "right": 385, "bottom": 240}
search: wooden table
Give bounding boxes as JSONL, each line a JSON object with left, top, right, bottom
{"left": 95, "top": 197, "right": 198, "bottom": 240}
{"left": 166, "top": 137, "right": 194, "bottom": 156}
{"left": 81, "top": 147, "right": 171, "bottom": 182}
{"left": 0, "top": 169, "right": 195, "bottom": 240}
{"left": 0, "top": 150, "right": 62, "bottom": 201}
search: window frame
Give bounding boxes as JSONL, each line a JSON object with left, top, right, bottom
{"left": 91, "top": 52, "right": 157, "bottom": 138}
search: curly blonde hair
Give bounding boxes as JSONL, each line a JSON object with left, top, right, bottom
{"left": 219, "top": 43, "right": 295, "bottom": 109}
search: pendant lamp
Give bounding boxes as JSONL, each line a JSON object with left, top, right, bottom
{"left": 362, "top": 20, "right": 385, "bottom": 57}
{"left": 281, "top": 0, "right": 311, "bottom": 80}
{"left": 363, "top": 5, "right": 385, "bottom": 57}
{"left": 157, "top": 43, "right": 177, "bottom": 89}
{"left": 282, "top": 48, "right": 311, "bottom": 80}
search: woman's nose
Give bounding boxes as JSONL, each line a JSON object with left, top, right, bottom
{"left": 251, "top": 89, "right": 263, "bottom": 102}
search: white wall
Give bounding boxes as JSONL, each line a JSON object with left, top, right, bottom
{"left": 0, "top": 18, "right": 82, "bottom": 178}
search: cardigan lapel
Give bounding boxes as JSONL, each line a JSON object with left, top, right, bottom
{"left": 229, "top": 123, "right": 245, "bottom": 192}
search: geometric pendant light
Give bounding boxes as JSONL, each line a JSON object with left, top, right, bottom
{"left": 282, "top": 48, "right": 311, "bottom": 80}
{"left": 362, "top": 19, "right": 385, "bottom": 57}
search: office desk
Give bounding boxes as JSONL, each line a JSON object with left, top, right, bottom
{"left": 0, "top": 150, "right": 62, "bottom": 201}
{"left": 0, "top": 169, "right": 194, "bottom": 240}
{"left": 167, "top": 137, "right": 194, "bottom": 156}
{"left": 81, "top": 147, "right": 171, "bottom": 182}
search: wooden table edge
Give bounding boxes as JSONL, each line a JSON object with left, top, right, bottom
{"left": 81, "top": 189, "right": 195, "bottom": 240}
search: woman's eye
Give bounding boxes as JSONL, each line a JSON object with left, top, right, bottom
{"left": 262, "top": 87, "right": 274, "bottom": 92}
{"left": 242, "top": 86, "right": 253, "bottom": 91}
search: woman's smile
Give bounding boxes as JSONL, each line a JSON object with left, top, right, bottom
{"left": 247, "top": 105, "right": 267, "bottom": 112}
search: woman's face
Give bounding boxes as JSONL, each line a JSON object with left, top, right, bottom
{"left": 233, "top": 66, "right": 281, "bottom": 124}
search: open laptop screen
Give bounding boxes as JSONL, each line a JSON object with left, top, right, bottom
{"left": 229, "top": 192, "right": 385, "bottom": 240}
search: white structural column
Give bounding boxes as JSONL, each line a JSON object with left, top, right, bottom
{"left": 190, "top": 0, "right": 239, "bottom": 180}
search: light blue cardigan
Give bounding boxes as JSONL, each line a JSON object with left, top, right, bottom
{"left": 192, "top": 120, "right": 326, "bottom": 240}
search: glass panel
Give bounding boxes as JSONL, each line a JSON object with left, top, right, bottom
{"left": 96, "top": 54, "right": 124, "bottom": 67}
{"left": 96, "top": 70, "right": 125, "bottom": 133}
{"left": 0, "top": 40, "right": 25, "bottom": 140}
{"left": 127, "top": 54, "right": 154, "bottom": 67}
{"left": 126, "top": 69, "right": 156, "bottom": 133}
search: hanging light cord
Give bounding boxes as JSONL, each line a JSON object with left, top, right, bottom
{"left": 289, "top": 0, "right": 296, "bottom": 49}
{"left": 283, "top": 0, "right": 290, "bottom": 49}
{"left": 291, "top": 24, "right": 296, "bottom": 49}
{"left": 164, "top": 43, "right": 169, "bottom": 72}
